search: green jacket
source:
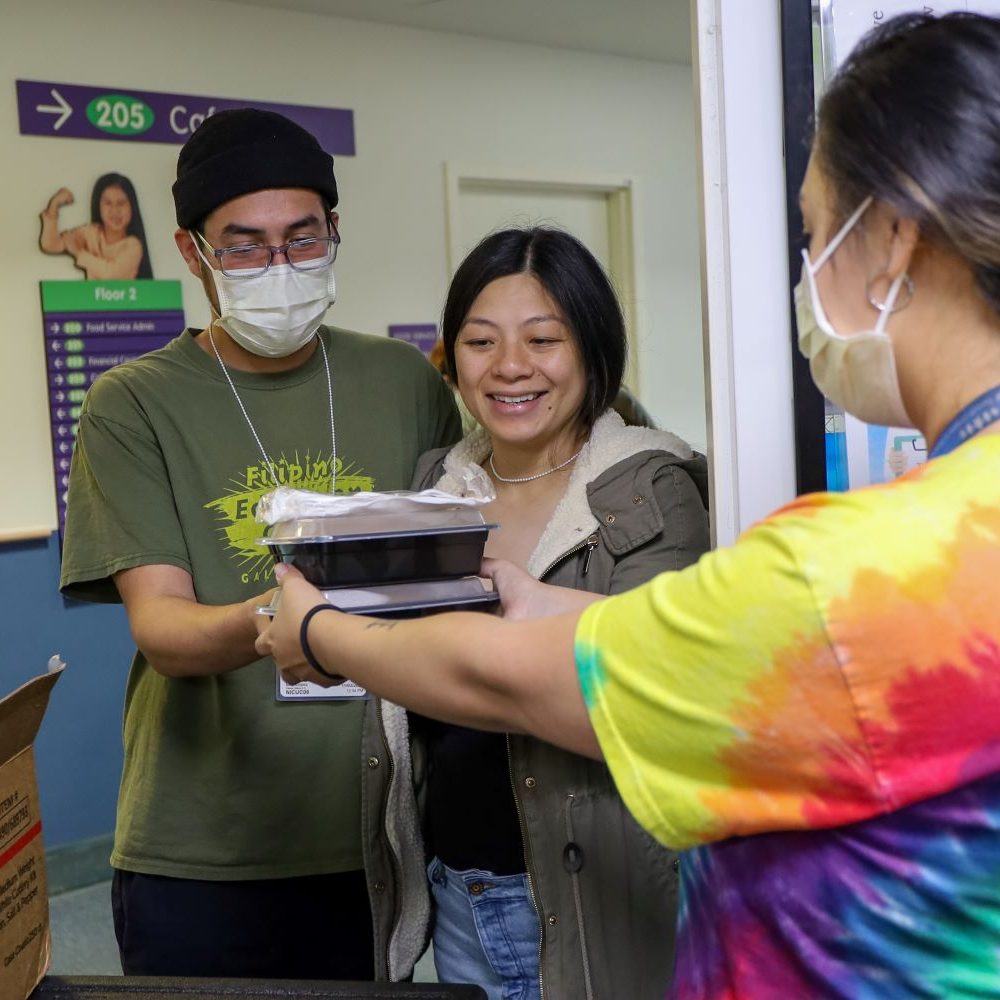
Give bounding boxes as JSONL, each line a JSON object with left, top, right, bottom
{"left": 362, "top": 410, "right": 710, "bottom": 997}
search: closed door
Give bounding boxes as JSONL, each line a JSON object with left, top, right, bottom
{"left": 455, "top": 180, "right": 612, "bottom": 268}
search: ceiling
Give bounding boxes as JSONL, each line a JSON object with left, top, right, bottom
{"left": 223, "top": 0, "right": 692, "bottom": 64}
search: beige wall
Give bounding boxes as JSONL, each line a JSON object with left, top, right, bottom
{"left": 1, "top": 0, "right": 704, "bottom": 535}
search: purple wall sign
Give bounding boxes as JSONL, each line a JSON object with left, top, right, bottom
{"left": 16, "top": 80, "right": 355, "bottom": 154}
{"left": 41, "top": 280, "right": 185, "bottom": 536}
{"left": 388, "top": 324, "right": 439, "bottom": 358}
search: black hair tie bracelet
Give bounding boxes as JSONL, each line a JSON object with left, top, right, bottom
{"left": 299, "top": 603, "right": 347, "bottom": 682}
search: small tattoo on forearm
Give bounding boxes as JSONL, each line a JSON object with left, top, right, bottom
{"left": 364, "top": 620, "right": 399, "bottom": 631}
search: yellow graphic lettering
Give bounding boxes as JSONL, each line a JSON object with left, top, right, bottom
{"left": 205, "top": 450, "right": 375, "bottom": 581}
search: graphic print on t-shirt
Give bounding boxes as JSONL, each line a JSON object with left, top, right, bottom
{"left": 204, "top": 450, "right": 375, "bottom": 585}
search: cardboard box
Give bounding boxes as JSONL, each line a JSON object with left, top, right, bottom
{"left": 0, "top": 665, "right": 62, "bottom": 1000}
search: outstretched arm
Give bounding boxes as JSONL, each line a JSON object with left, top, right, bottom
{"left": 254, "top": 565, "right": 602, "bottom": 759}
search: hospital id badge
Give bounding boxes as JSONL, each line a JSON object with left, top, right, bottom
{"left": 275, "top": 669, "right": 369, "bottom": 702}
{"left": 257, "top": 595, "right": 369, "bottom": 701}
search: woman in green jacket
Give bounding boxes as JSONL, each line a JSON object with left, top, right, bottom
{"left": 360, "top": 227, "right": 709, "bottom": 999}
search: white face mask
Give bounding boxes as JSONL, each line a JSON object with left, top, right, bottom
{"left": 795, "top": 196, "right": 914, "bottom": 428}
{"left": 194, "top": 238, "right": 336, "bottom": 358}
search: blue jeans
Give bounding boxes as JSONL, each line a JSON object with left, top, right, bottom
{"left": 428, "top": 857, "right": 541, "bottom": 1000}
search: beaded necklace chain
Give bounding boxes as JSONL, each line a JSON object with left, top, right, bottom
{"left": 208, "top": 329, "right": 337, "bottom": 491}
{"left": 488, "top": 447, "right": 583, "bottom": 483}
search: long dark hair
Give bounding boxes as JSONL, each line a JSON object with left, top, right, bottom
{"left": 816, "top": 13, "right": 1000, "bottom": 313}
{"left": 90, "top": 172, "right": 153, "bottom": 279}
{"left": 441, "top": 227, "right": 626, "bottom": 433}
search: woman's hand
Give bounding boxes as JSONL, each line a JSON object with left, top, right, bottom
{"left": 481, "top": 557, "right": 603, "bottom": 620}
{"left": 253, "top": 564, "right": 343, "bottom": 686}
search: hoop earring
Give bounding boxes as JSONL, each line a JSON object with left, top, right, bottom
{"left": 866, "top": 272, "right": 914, "bottom": 314}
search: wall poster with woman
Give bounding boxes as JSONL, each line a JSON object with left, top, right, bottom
{"left": 35, "top": 170, "right": 179, "bottom": 541}
{"left": 39, "top": 172, "right": 153, "bottom": 281}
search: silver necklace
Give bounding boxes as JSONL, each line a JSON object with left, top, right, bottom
{"left": 488, "top": 446, "right": 583, "bottom": 484}
{"left": 208, "top": 329, "right": 337, "bottom": 492}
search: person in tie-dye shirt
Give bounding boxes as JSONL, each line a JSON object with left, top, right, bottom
{"left": 257, "top": 12, "right": 1000, "bottom": 999}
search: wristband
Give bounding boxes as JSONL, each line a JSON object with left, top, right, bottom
{"left": 299, "top": 603, "right": 346, "bottom": 682}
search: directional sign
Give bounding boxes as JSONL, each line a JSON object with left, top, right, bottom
{"left": 40, "top": 279, "right": 185, "bottom": 536}
{"left": 35, "top": 87, "right": 72, "bottom": 130}
{"left": 16, "top": 80, "right": 355, "bottom": 154}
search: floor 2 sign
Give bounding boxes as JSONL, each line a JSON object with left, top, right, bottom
{"left": 41, "top": 280, "right": 185, "bottom": 537}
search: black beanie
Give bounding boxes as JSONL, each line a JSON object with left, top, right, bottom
{"left": 172, "top": 108, "right": 338, "bottom": 228}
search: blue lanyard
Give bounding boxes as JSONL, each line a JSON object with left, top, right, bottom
{"left": 929, "top": 383, "right": 1000, "bottom": 458}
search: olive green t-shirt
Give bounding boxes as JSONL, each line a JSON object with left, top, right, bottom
{"left": 60, "top": 326, "right": 461, "bottom": 879}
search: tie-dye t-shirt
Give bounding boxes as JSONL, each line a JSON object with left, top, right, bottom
{"left": 575, "top": 434, "right": 1000, "bottom": 999}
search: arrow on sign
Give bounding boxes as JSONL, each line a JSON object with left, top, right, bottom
{"left": 36, "top": 88, "right": 72, "bottom": 130}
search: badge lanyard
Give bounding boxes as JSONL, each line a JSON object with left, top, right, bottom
{"left": 929, "top": 383, "right": 1000, "bottom": 459}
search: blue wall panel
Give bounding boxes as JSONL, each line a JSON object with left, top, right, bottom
{"left": 0, "top": 534, "right": 129, "bottom": 848}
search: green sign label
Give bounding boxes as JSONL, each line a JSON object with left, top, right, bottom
{"left": 41, "top": 280, "right": 183, "bottom": 313}
{"left": 85, "top": 94, "right": 154, "bottom": 136}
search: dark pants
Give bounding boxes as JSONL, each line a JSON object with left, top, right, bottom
{"left": 112, "top": 868, "right": 375, "bottom": 980}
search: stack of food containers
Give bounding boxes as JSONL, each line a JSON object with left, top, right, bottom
{"left": 257, "top": 497, "right": 499, "bottom": 619}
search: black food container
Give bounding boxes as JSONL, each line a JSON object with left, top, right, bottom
{"left": 258, "top": 507, "right": 497, "bottom": 589}
{"left": 258, "top": 576, "right": 499, "bottom": 620}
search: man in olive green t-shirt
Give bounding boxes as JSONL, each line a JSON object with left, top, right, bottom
{"left": 59, "top": 109, "right": 460, "bottom": 979}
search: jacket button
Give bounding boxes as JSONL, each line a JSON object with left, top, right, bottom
{"left": 469, "top": 882, "right": 485, "bottom": 895}
{"left": 374, "top": 880, "right": 386, "bottom": 893}
{"left": 367, "top": 756, "right": 380, "bottom": 768}
{"left": 547, "top": 914, "right": 558, "bottom": 926}
{"left": 605, "top": 513, "right": 616, "bottom": 524}
{"left": 632, "top": 495, "right": 645, "bottom": 505}
{"left": 672, "top": 858, "right": 680, "bottom": 872}
{"left": 524, "top": 776, "right": 537, "bottom": 789}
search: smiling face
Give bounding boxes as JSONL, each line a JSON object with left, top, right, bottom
{"left": 99, "top": 184, "right": 132, "bottom": 237}
{"left": 454, "top": 272, "right": 588, "bottom": 457}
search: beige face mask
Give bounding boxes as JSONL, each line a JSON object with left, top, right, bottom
{"left": 794, "top": 196, "right": 914, "bottom": 428}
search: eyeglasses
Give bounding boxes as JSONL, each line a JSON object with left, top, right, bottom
{"left": 196, "top": 226, "right": 340, "bottom": 278}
